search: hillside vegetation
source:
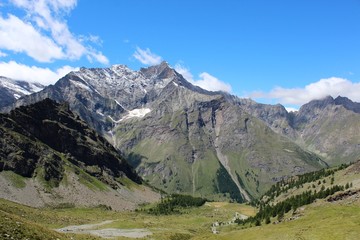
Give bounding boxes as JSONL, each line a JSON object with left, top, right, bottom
{"left": 0, "top": 160, "right": 359, "bottom": 239}
{"left": 209, "top": 160, "right": 360, "bottom": 239}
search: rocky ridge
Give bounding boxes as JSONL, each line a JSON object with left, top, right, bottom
{"left": 0, "top": 99, "right": 159, "bottom": 209}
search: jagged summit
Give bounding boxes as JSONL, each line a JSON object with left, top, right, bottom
{"left": 297, "top": 95, "right": 360, "bottom": 118}
{"left": 140, "top": 61, "right": 173, "bottom": 78}
{"left": 298, "top": 95, "right": 334, "bottom": 111}
{"left": 3, "top": 61, "right": 207, "bottom": 132}
{"left": 334, "top": 96, "right": 360, "bottom": 113}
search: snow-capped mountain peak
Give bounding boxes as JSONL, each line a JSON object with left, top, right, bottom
{"left": 0, "top": 76, "right": 45, "bottom": 108}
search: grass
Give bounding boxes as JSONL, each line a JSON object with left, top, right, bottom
{"left": 100, "top": 201, "right": 256, "bottom": 239}
{"left": 1, "top": 161, "right": 359, "bottom": 240}
{"left": 0, "top": 198, "right": 105, "bottom": 239}
{"left": 116, "top": 176, "right": 141, "bottom": 189}
{"left": 1, "top": 171, "right": 26, "bottom": 188}
{"left": 0, "top": 210, "right": 67, "bottom": 240}
{"left": 0, "top": 197, "right": 358, "bottom": 240}
{"left": 0, "top": 197, "right": 256, "bottom": 240}
{"left": 63, "top": 163, "right": 109, "bottom": 192}
{"left": 195, "top": 200, "right": 360, "bottom": 240}
{"left": 77, "top": 170, "right": 108, "bottom": 191}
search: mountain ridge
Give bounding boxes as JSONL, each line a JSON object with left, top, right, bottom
{"left": 1, "top": 63, "right": 360, "bottom": 202}
{"left": 0, "top": 98, "right": 159, "bottom": 210}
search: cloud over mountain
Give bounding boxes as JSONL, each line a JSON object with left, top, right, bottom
{"left": 133, "top": 47, "right": 163, "bottom": 66}
{"left": 250, "top": 77, "right": 360, "bottom": 106}
{"left": 0, "top": 61, "right": 78, "bottom": 85}
{"left": 175, "top": 64, "right": 232, "bottom": 93}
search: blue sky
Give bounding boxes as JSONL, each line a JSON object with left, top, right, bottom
{"left": 0, "top": 0, "right": 360, "bottom": 110}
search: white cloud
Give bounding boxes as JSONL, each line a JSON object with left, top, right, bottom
{"left": 133, "top": 47, "right": 162, "bottom": 66}
{"left": 0, "top": 14, "right": 64, "bottom": 62}
{"left": 79, "top": 34, "right": 103, "bottom": 46}
{"left": 11, "top": 0, "right": 77, "bottom": 12}
{"left": 175, "top": 64, "right": 232, "bottom": 93}
{"left": 0, "top": 0, "right": 108, "bottom": 64}
{"left": 0, "top": 60, "right": 78, "bottom": 85}
{"left": 0, "top": 50, "right": 7, "bottom": 57}
{"left": 250, "top": 77, "right": 360, "bottom": 105}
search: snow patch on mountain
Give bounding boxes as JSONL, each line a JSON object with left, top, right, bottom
{"left": 119, "top": 108, "right": 151, "bottom": 122}
{"left": 2, "top": 80, "right": 31, "bottom": 95}
{"left": 30, "top": 84, "right": 44, "bottom": 93}
{"left": 125, "top": 108, "right": 151, "bottom": 119}
{"left": 70, "top": 80, "right": 93, "bottom": 92}
{"left": 106, "top": 108, "right": 151, "bottom": 123}
{"left": 0, "top": 76, "right": 44, "bottom": 98}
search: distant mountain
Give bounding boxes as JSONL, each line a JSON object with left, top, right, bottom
{"left": 240, "top": 96, "right": 360, "bottom": 166}
{"left": 2, "top": 62, "right": 359, "bottom": 202}
{"left": 0, "top": 76, "right": 44, "bottom": 108}
{"left": 292, "top": 96, "right": 360, "bottom": 165}
{"left": 0, "top": 99, "right": 159, "bottom": 210}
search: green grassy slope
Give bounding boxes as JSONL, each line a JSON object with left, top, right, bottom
{"left": 195, "top": 203, "right": 360, "bottom": 240}
{"left": 1, "top": 161, "right": 359, "bottom": 240}
{"left": 0, "top": 197, "right": 256, "bottom": 240}
{"left": 196, "top": 160, "right": 360, "bottom": 240}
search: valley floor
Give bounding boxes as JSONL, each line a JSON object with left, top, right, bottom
{"left": 1, "top": 193, "right": 360, "bottom": 240}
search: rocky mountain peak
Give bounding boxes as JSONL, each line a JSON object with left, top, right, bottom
{"left": 140, "top": 61, "right": 175, "bottom": 79}
{"left": 71, "top": 61, "right": 179, "bottom": 101}
{"left": 299, "top": 96, "right": 334, "bottom": 112}
{"left": 334, "top": 96, "right": 360, "bottom": 114}
{"left": 297, "top": 95, "right": 360, "bottom": 117}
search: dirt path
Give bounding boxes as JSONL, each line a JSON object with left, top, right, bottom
{"left": 56, "top": 220, "right": 152, "bottom": 239}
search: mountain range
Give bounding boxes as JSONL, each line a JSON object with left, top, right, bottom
{"left": 1, "top": 61, "right": 360, "bottom": 202}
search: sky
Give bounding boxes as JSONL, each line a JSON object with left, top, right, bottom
{"left": 0, "top": 0, "right": 360, "bottom": 110}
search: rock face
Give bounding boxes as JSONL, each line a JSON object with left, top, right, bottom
{"left": 2, "top": 62, "right": 360, "bottom": 202}
{"left": 292, "top": 96, "right": 360, "bottom": 165}
{"left": 0, "top": 99, "right": 159, "bottom": 210}
{"left": 0, "top": 76, "right": 44, "bottom": 109}
{"left": 113, "top": 83, "right": 325, "bottom": 201}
